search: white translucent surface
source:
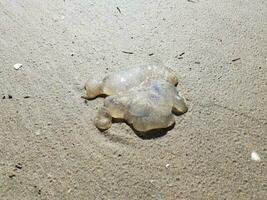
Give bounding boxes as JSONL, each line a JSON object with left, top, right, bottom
{"left": 95, "top": 80, "right": 187, "bottom": 132}
{"left": 83, "top": 64, "right": 178, "bottom": 99}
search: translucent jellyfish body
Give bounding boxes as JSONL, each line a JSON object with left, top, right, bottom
{"left": 95, "top": 80, "right": 188, "bottom": 132}
{"left": 83, "top": 64, "right": 178, "bottom": 99}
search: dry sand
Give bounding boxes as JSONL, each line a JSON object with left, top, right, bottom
{"left": 0, "top": 0, "right": 266, "bottom": 199}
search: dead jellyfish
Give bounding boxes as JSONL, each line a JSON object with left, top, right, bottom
{"left": 94, "top": 80, "right": 188, "bottom": 132}
{"left": 82, "top": 64, "right": 178, "bottom": 99}
{"left": 83, "top": 64, "right": 188, "bottom": 132}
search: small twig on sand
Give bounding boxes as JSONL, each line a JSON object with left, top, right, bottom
{"left": 179, "top": 52, "right": 185, "bottom": 56}
{"left": 187, "top": 0, "right": 197, "bottom": 3}
{"left": 232, "top": 58, "right": 241, "bottom": 62}
{"left": 116, "top": 7, "right": 121, "bottom": 13}
{"left": 122, "top": 51, "right": 134, "bottom": 54}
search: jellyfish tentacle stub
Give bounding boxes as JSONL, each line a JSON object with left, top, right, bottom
{"left": 94, "top": 107, "right": 112, "bottom": 130}
{"left": 84, "top": 79, "right": 103, "bottom": 99}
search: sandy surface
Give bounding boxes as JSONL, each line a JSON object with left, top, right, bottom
{"left": 0, "top": 0, "right": 266, "bottom": 199}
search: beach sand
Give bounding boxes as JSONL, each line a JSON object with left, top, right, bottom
{"left": 0, "top": 0, "right": 266, "bottom": 199}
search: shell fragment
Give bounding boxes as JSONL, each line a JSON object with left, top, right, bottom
{"left": 14, "top": 63, "right": 23, "bottom": 70}
{"left": 251, "top": 151, "right": 261, "bottom": 161}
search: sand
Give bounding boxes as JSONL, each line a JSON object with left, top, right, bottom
{"left": 0, "top": 0, "right": 266, "bottom": 199}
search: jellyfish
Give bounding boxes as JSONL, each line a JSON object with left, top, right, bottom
{"left": 94, "top": 80, "right": 188, "bottom": 132}
{"left": 82, "top": 64, "right": 178, "bottom": 99}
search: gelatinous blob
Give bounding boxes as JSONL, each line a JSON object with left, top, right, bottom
{"left": 83, "top": 64, "right": 178, "bottom": 99}
{"left": 95, "top": 80, "right": 188, "bottom": 132}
